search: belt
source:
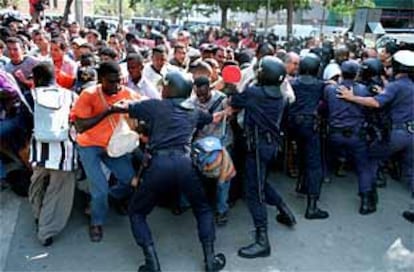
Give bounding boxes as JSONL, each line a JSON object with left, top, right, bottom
{"left": 392, "top": 121, "right": 414, "bottom": 133}
{"left": 151, "top": 147, "right": 190, "bottom": 156}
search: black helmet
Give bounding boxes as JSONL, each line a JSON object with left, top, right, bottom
{"left": 256, "top": 56, "right": 286, "bottom": 86}
{"left": 162, "top": 71, "right": 193, "bottom": 99}
{"left": 299, "top": 53, "right": 321, "bottom": 76}
{"left": 341, "top": 60, "right": 360, "bottom": 79}
{"left": 360, "top": 58, "right": 383, "bottom": 80}
{"left": 392, "top": 50, "right": 414, "bottom": 75}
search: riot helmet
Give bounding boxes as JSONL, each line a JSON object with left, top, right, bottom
{"left": 256, "top": 56, "right": 286, "bottom": 86}
{"left": 162, "top": 71, "right": 193, "bottom": 99}
{"left": 299, "top": 53, "right": 321, "bottom": 77}
{"left": 392, "top": 50, "right": 414, "bottom": 75}
{"left": 360, "top": 58, "right": 383, "bottom": 80}
{"left": 341, "top": 60, "right": 360, "bottom": 80}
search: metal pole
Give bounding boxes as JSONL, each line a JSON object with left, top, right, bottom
{"left": 75, "top": 0, "right": 84, "bottom": 28}
{"left": 118, "top": 0, "right": 123, "bottom": 32}
{"left": 264, "top": 0, "right": 270, "bottom": 34}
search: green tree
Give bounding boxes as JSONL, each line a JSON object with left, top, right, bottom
{"left": 0, "top": 0, "right": 20, "bottom": 8}
{"left": 324, "top": 0, "right": 375, "bottom": 16}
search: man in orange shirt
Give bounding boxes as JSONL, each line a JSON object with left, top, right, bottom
{"left": 71, "top": 61, "right": 140, "bottom": 242}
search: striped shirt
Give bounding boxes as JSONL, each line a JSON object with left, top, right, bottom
{"left": 30, "top": 136, "right": 78, "bottom": 171}
{"left": 29, "top": 85, "right": 78, "bottom": 172}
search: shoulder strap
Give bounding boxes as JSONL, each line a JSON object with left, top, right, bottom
{"left": 97, "top": 86, "right": 117, "bottom": 129}
{"left": 208, "top": 95, "right": 225, "bottom": 114}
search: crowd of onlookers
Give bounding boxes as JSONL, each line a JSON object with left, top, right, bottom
{"left": 0, "top": 7, "right": 413, "bottom": 248}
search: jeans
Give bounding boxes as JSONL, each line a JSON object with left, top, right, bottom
{"left": 216, "top": 181, "right": 230, "bottom": 214}
{"left": 77, "top": 145, "right": 134, "bottom": 225}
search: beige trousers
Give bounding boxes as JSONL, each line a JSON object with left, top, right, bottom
{"left": 29, "top": 167, "right": 75, "bottom": 243}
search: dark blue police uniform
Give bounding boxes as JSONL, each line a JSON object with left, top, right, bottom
{"left": 374, "top": 75, "right": 414, "bottom": 194}
{"left": 231, "top": 85, "right": 286, "bottom": 229}
{"left": 324, "top": 80, "right": 377, "bottom": 196}
{"left": 128, "top": 98, "right": 215, "bottom": 247}
{"left": 289, "top": 76, "right": 325, "bottom": 196}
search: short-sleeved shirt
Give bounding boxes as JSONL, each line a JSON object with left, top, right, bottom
{"left": 128, "top": 98, "right": 212, "bottom": 152}
{"left": 324, "top": 80, "right": 370, "bottom": 128}
{"left": 289, "top": 76, "right": 325, "bottom": 117}
{"left": 230, "top": 84, "right": 286, "bottom": 137}
{"left": 71, "top": 84, "right": 141, "bottom": 148}
{"left": 374, "top": 75, "right": 414, "bottom": 124}
{"left": 5, "top": 56, "right": 39, "bottom": 92}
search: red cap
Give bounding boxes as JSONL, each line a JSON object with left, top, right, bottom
{"left": 222, "top": 65, "right": 241, "bottom": 84}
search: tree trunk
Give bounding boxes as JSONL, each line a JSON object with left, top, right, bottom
{"left": 220, "top": 5, "right": 228, "bottom": 29}
{"left": 61, "top": 0, "right": 75, "bottom": 25}
{"left": 286, "top": 0, "right": 294, "bottom": 48}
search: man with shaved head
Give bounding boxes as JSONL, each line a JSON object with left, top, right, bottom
{"left": 284, "top": 52, "right": 300, "bottom": 78}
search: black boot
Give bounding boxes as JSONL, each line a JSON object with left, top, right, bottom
{"left": 138, "top": 245, "right": 161, "bottom": 272}
{"left": 238, "top": 227, "right": 271, "bottom": 259}
{"left": 305, "top": 195, "right": 329, "bottom": 219}
{"left": 402, "top": 194, "right": 414, "bottom": 223}
{"left": 276, "top": 202, "right": 296, "bottom": 227}
{"left": 202, "top": 242, "right": 225, "bottom": 272}
{"left": 359, "top": 191, "right": 376, "bottom": 215}
{"left": 371, "top": 186, "right": 378, "bottom": 205}
{"left": 402, "top": 211, "right": 414, "bottom": 223}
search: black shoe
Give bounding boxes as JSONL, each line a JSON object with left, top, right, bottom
{"left": 335, "top": 160, "right": 347, "bottom": 177}
{"left": 42, "top": 237, "right": 53, "bottom": 247}
{"left": 305, "top": 195, "right": 329, "bottom": 220}
{"left": 216, "top": 212, "right": 228, "bottom": 227}
{"left": 89, "top": 225, "right": 103, "bottom": 242}
{"left": 238, "top": 227, "right": 271, "bottom": 259}
{"left": 202, "top": 242, "right": 226, "bottom": 272}
{"left": 402, "top": 210, "right": 414, "bottom": 223}
{"left": 138, "top": 245, "right": 161, "bottom": 272}
{"left": 359, "top": 191, "right": 376, "bottom": 215}
{"left": 276, "top": 203, "right": 296, "bottom": 227}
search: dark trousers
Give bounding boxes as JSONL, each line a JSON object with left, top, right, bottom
{"left": 387, "top": 129, "right": 414, "bottom": 192}
{"left": 128, "top": 152, "right": 215, "bottom": 247}
{"left": 289, "top": 121, "right": 323, "bottom": 196}
{"left": 245, "top": 143, "right": 284, "bottom": 228}
{"left": 328, "top": 133, "right": 376, "bottom": 193}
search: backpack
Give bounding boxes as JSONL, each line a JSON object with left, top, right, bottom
{"left": 32, "top": 86, "right": 73, "bottom": 142}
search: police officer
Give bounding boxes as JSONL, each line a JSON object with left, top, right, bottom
{"left": 112, "top": 71, "right": 226, "bottom": 271}
{"left": 358, "top": 58, "right": 389, "bottom": 187}
{"left": 325, "top": 60, "right": 377, "bottom": 215}
{"left": 337, "top": 50, "right": 414, "bottom": 222}
{"left": 288, "top": 53, "right": 329, "bottom": 219}
{"left": 229, "top": 56, "right": 293, "bottom": 259}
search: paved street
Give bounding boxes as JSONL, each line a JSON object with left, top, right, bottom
{"left": 1, "top": 172, "right": 414, "bottom": 272}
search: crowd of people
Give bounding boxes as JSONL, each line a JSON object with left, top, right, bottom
{"left": 0, "top": 9, "right": 414, "bottom": 272}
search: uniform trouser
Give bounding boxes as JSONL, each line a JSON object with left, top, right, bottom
{"left": 77, "top": 145, "right": 135, "bottom": 225}
{"left": 245, "top": 143, "right": 283, "bottom": 228}
{"left": 289, "top": 122, "right": 323, "bottom": 196}
{"left": 387, "top": 129, "right": 414, "bottom": 193}
{"left": 129, "top": 152, "right": 215, "bottom": 247}
{"left": 29, "top": 167, "right": 75, "bottom": 242}
{"left": 328, "top": 133, "right": 376, "bottom": 193}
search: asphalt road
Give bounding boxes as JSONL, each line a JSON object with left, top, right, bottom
{"left": 1, "top": 172, "right": 413, "bottom": 272}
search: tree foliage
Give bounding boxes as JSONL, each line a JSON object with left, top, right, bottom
{"left": 324, "top": 0, "right": 376, "bottom": 16}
